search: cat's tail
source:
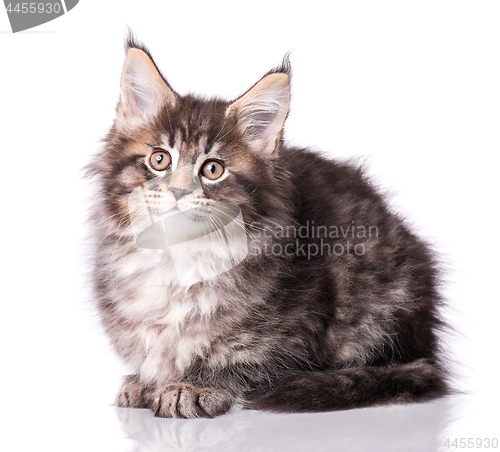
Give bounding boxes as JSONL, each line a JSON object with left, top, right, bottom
{"left": 244, "top": 359, "right": 449, "bottom": 413}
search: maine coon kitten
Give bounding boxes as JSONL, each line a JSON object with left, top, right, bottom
{"left": 86, "top": 37, "right": 448, "bottom": 418}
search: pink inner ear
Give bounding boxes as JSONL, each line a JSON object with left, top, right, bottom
{"left": 227, "top": 72, "right": 290, "bottom": 153}
{"left": 245, "top": 111, "right": 279, "bottom": 138}
{"left": 119, "top": 48, "right": 176, "bottom": 124}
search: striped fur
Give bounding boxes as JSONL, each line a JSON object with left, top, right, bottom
{"left": 85, "top": 37, "right": 448, "bottom": 418}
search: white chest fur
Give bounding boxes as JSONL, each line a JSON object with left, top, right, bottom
{"left": 110, "top": 247, "right": 225, "bottom": 384}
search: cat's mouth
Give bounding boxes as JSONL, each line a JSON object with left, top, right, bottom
{"left": 156, "top": 203, "right": 240, "bottom": 229}
{"left": 151, "top": 205, "right": 182, "bottom": 219}
{"left": 154, "top": 205, "right": 206, "bottom": 225}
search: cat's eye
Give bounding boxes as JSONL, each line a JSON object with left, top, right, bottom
{"left": 149, "top": 149, "right": 172, "bottom": 171}
{"left": 201, "top": 160, "right": 225, "bottom": 180}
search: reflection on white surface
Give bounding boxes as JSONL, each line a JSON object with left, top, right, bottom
{"left": 116, "top": 397, "right": 460, "bottom": 452}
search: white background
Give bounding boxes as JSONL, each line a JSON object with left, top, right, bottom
{"left": 1, "top": 1, "right": 499, "bottom": 451}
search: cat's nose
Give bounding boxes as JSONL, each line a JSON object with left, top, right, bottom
{"left": 170, "top": 187, "right": 190, "bottom": 201}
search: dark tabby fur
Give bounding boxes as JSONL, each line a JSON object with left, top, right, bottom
{"left": 86, "top": 36, "right": 448, "bottom": 418}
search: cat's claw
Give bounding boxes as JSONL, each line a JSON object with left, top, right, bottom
{"left": 149, "top": 383, "right": 233, "bottom": 418}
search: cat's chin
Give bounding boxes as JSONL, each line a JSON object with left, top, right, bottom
{"left": 161, "top": 207, "right": 181, "bottom": 217}
{"left": 157, "top": 206, "right": 204, "bottom": 219}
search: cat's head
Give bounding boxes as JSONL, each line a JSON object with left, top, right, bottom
{"left": 90, "top": 39, "right": 295, "bottom": 251}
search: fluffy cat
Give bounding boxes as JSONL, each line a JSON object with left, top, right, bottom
{"left": 86, "top": 37, "right": 448, "bottom": 418}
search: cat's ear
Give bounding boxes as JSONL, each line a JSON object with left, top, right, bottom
{"left": 227, "top": 71, "right": 290, "bottom": 155}
{"left": 117, "top": 48, "right": 176, "bottom": 129}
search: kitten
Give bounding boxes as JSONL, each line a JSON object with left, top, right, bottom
{"left": 86, "top": 36, "right": 448, "bottom": 418}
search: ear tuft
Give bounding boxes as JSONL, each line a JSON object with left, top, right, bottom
{"left": 268, "top": 52, "right": 292, "bottom": 77}
{"left": 117, "top": 44, "right": 176, "bottom": 129}
{"left": 125, "top": 28, "right": 145, "bottom": 53}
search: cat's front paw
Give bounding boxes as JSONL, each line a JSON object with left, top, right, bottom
{"left": 149, "top": 383, "right": 233, "bottom": 418}
{"left": 116, "top": 374, "right": 148, "bottom": 408}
